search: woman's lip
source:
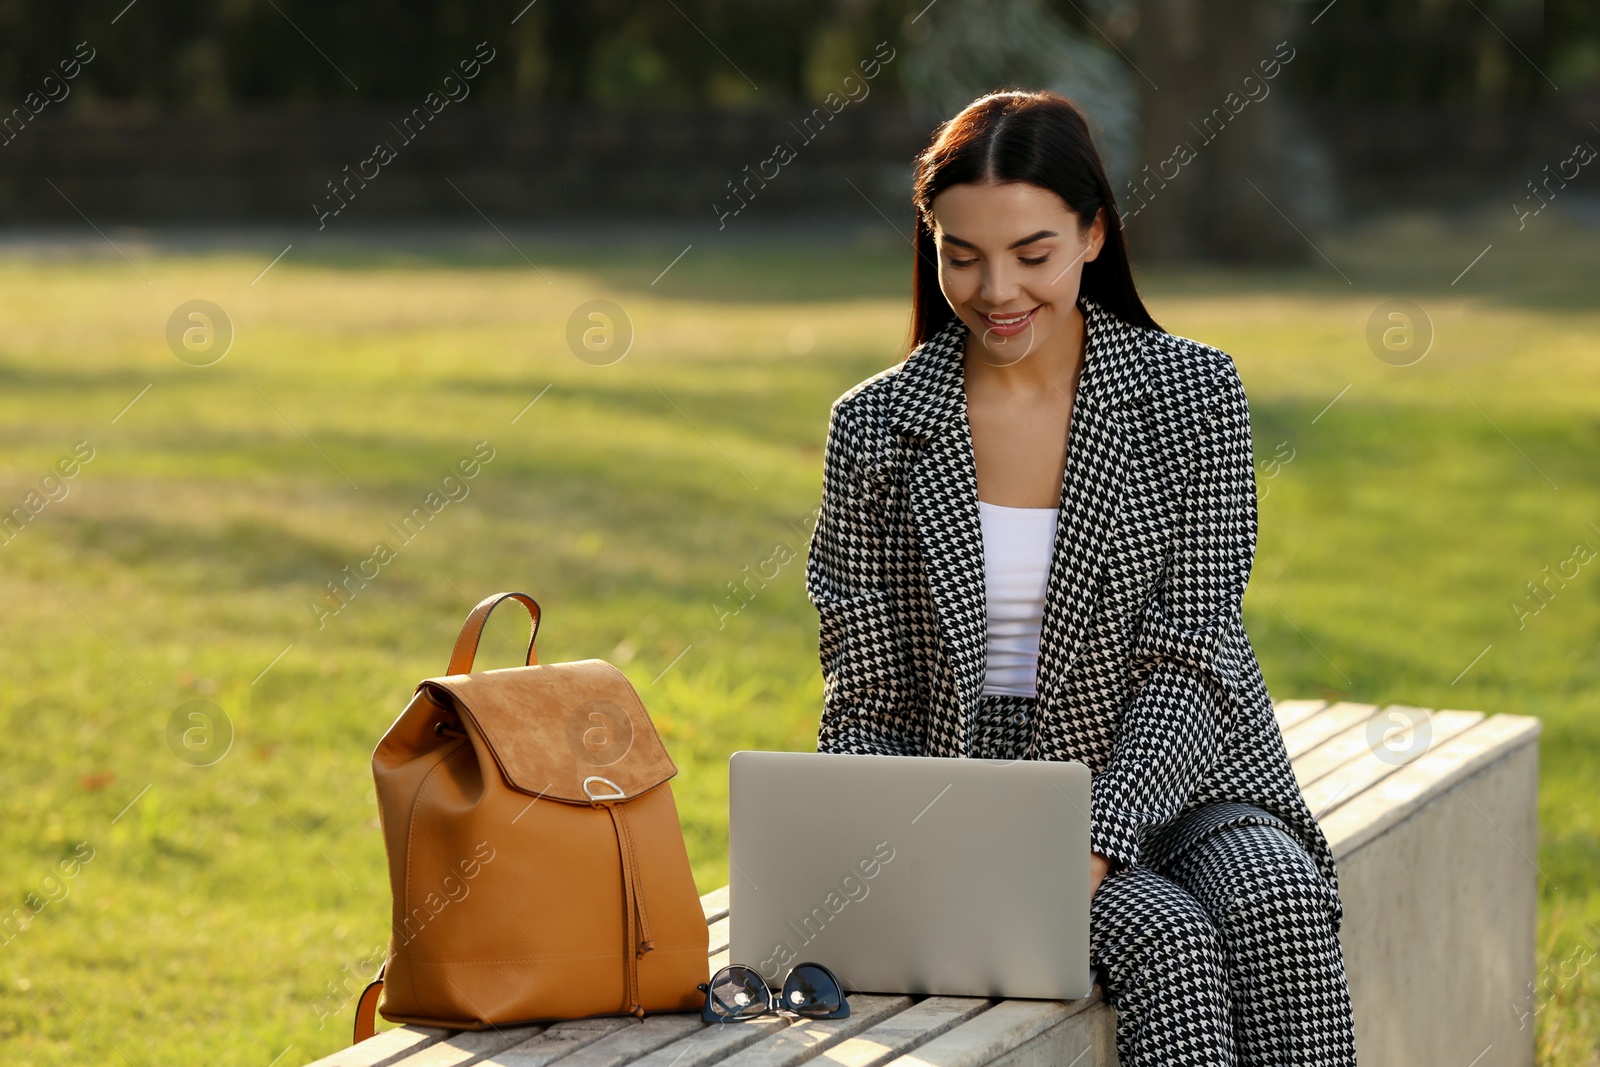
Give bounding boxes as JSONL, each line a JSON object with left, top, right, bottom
{"left": 978, "top": 305, "right": 1040, "bottom": 336}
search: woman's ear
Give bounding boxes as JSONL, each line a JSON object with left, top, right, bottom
{"left": 1083, "top": 207, "right": 1108, "bottom": 263}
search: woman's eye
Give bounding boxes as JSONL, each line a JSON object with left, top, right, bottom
{"left": 944, "top": 253, "right": 1047, "bottom": 267}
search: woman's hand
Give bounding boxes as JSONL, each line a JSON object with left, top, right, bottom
{"left": 1090, "top": 851, "right": 1112, "bottom": 901}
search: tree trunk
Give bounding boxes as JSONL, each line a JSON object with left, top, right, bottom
{"left": 1127, "top": 0, "right": 1309, "bottom": 264}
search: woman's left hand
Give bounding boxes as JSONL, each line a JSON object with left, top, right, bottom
{"left": 1089, "top": 850, "right": 1112, "bottom": 901}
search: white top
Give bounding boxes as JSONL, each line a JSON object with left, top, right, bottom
{"left": 977, "top": 501, "right": 1059, "bottom": 698}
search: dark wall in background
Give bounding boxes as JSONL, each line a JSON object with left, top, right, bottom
{"left": 0, "top": 0, "right": 1579, "bottom": 111}
{"left": 0, "top": 104, "right": 931, "bottom": 227}
{"left": 2, "top": 92, "right": 1596, "bottom": 228}
{"left": 1301, "top": 92, "right": 1600, "bottom": 212}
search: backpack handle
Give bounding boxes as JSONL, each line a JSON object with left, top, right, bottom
{"left": 447, "top": 592, "right": 541, "bottom": 676}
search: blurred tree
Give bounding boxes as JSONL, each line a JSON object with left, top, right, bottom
{"left": 1284, "top": 0, "right": 1555, "bottom": 105}
{"left": 899, "top": 0, "right": 1142, "bottom": 189}
{"left": 1128, "top": 0, "right": 1316, "bottom": 263}
{"left": 1548, "top": 0, "right": 1600, "bottom": 86}
{"left": 0, "top": 0, "right": 1579, "bottom": 112}
{"left": 0, "top": 0, "right": 1587, "bottom": 259}
{"left": 0, "top": 0, "right": 895, "bottom": 108}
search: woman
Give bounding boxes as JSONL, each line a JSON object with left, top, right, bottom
{"left": 804, "top": 90, "right": 1358, "bottom": 1064}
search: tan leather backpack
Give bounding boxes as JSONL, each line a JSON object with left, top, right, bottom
{"left": 353, "top": 591, "right": 709, "bottom": 1040}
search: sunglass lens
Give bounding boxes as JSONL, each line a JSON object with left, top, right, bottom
{"left": 783, "top": 963, "right": 844, "bottom": 1016}
{"left": 707, "top": 965, "right": 769, "bottom": 1018}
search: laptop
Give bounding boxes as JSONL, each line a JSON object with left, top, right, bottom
{"left": 727, "top": 750, "right": 1094, "bottom": 1001}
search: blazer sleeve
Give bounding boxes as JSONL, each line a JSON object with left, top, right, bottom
{"left": 1088, "top": 358, "right": 1259, "bottom": 871}
{"left": 805, "top": 399, "right": 924, "bottom": 756}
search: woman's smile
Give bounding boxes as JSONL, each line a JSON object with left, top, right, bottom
{"left": 978, "top": 304, "right": 1042, "bottom": 336}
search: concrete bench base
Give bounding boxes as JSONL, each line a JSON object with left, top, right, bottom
{"left": 1326, "top": 711, "right": 1540, "bottom": 1067}
{"left": 304, "top": 701, "right": 1540, "bottom": 1067}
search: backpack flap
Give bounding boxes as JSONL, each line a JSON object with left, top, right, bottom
{"left": 418, "top": 658, "right": 676, "bottom": 803}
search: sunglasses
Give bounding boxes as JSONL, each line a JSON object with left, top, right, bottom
{"left": 697, "top": 961, "right": 850, "bottom": 1023}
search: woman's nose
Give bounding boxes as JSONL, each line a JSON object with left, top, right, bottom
{"left": 980, "top": 263, "right": 1020, "bottom": 306}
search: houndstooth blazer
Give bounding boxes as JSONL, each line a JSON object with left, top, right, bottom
{"left": 805, "top": 295, "right": 1341, "bottom": 914}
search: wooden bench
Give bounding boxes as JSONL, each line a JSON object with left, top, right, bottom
{"left": 305, "top": 699, "right": 1540, "bottom": 1067}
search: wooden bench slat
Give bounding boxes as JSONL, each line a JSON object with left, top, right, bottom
{"left": 1296, "top": 710, "right": 1484, "bottom": 818}
{"left": 1271, "top": 698, "right": 1328, "bottom": 732}
{"left": 707, "top": 916, "right": 729, "bottom": 957}
{"left": 615, "top": 1015, "right": 793, "bottom": 1067}
{"left": 477, "top": 1019, "right": 639, "bottom": 1067}
{"left": 620, "top": 995, "right": 920, "bottom": 1067}
{"left": 879, "top": 995, "right": 1099, "bottom": 1067}
{"left": 708, "top": 995, "right": 918, "bottom": 1067}
{"left": 1320, "top": 713, "right": 1541, "bottom": 858}
{"left": 501, "top": 1015, "right": 706, "bottom": 1067}
{"left": 701, "top": 887, "right": 730, "bottom": 925}
{"left": 387, "top": 1026, "right": 547, "bottom": 1067}
{"left": 1291, "top": 708, "right": 1482, "bottom": 791}
{"left": 302, "top": 1026, "right": 451, "bottom": 1067}
{"left": 1289, "top": 703, "right": 1425, "bottom": 785}
{"left": 1280, "top": 701, "right": 1378, "bottom": 759}
{"left": 791, "top": 996, "right": 992, "bottom": 1067}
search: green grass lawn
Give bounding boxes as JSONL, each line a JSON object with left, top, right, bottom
{"left": 0, "top": 205, "right": 1597, "bottom": 1065}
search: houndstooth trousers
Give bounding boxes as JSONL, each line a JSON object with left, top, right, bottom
{"left": 975, "top": 694, "right": 1359, "bottom": 1066}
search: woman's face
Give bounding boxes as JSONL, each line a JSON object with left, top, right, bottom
{"left": 929, "top": 180, "right": 1105, "bottom": 364}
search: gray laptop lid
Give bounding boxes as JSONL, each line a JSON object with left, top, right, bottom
{"left": 728, "top": 750, "right": 1092, "bottom": 1001}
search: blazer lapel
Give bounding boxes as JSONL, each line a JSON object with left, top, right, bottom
{"left": 890, "top": 314, "right": 984, "bottom": 757}
{"left": 1033, "top": 300, "right": 1148, "bottom": 712}
{"left": 888, "top": 298, "right": 1150, "bottom": 757}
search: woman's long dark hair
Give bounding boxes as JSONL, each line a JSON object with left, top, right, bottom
{"left": 908, "top": 89, "right": 1163, "bottom": 353}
